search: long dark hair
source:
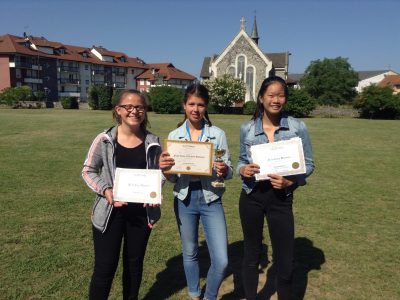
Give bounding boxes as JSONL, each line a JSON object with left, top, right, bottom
{"left": 252, "top": 76, "right": 289, "bottom": 120}
{"left": 177, "top": 83, "right": 213, "bottom": 127}
{"left": 113, "top": 89, "right": 150, "bottom": 131}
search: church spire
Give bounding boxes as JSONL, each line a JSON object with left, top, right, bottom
{"left": 251, "top": 15, "right": 259, "bottom": 45}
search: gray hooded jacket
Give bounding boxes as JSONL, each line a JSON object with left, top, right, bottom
{"left": 82, "top": 126, "right": 162, "bottom": 233}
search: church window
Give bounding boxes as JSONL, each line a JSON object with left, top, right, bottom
{"left": 227, "top": 66, "right": 235, "bottom": 76}
{"left": 246, "top": 66, "right": 254, "bottom": 98}
{"left": 237, "top": 56, "right": 245, "bottom": 80}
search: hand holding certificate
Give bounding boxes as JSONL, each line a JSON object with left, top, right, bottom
{"left": 163, "top": 140, "right": 213, "bottom": 176}
{"left": 113, "top": 168, "right": 162, "bottom": 204}
{"left": 250, "top": 137, "right": 306, "bottom": 181}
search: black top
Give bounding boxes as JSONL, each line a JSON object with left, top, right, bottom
{"left": 115, "top": 141, "right": 146, "bottom": 169}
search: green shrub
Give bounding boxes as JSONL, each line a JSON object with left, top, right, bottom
{"left": 97, "top": 86, "right": 113, "bottom": 110}
{"left": 111, "top": 89, "right": 123, "bottom": 108}
{"left": 88, "top": 85, "right": 99, "bottom": 110}
{"left": 285, "top": 88, "right": 317, "bottom": 117}
{"left": 0, "top": 86, "right": 35, "bottom": 106}
{"left": 353, "top": 85, "right": 400, "bottom": 119}
{"left": 150, "top": 86, "right": 183, "bottom": 114}
{"left": 243, "top": 101, "right": 257, "bottom": 115}
{"left": 60, "top": 96, "right": 79, "bottom": 109}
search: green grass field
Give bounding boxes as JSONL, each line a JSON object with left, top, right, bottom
{"left": 0, "top": 109, "right": 399, "bottom": 299}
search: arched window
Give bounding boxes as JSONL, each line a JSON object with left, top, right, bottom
{"left": 227, "top": 66, "right": 235, "bottom": 76}
{"left": 246, "top": 66, "right": 254, "bottom": 99}
{"left": 237, "top": 56, "right": 245, "bottom": 80}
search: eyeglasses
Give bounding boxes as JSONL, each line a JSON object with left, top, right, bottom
{"left": 118, "top": 104, "right": 145, "bottom": 113}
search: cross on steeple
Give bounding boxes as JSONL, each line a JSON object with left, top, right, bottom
{"left": 240, "top": 17, "right": 246, "bottom": 30}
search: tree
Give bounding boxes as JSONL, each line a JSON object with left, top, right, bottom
{"left": 300, "top": 57, "right": 358, "bottom": 106}
{"left": 285, "top": 88, "right": 317, "bottom": 117}
{"left": 149, "top": 86, "right": 183, "bottom": 114}
{"left": 203, "top": 74, "right": 246, "bottom": 108}
{"left": 353, "top": 85, "right": 400, "bottom": 119}
{"left": 97, "top": 86, "right": 114, "bottom": 110}
{"left": 88, "top": 85, "right": 99, "bottom": 110}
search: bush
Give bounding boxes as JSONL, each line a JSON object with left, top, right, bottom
{"left": 60, "top": 96, "right": 79, "bottom": 109}
{"left": 88, "top": 85, "right": 99, "bottom": 110}
{"left": 97, "top": 86, "right": 113, "bottom": 110}
{"left": 0, "top": 86, "right": 35, "bottom": 106}
{"left": 353, "top": 85, "right": 400, "bottom": 119}
{"left": 285, "top": 88, "right": 317, "bottom": 117}
{"left": 150, "top": 86, "right": 183, "bottom": 114}
{"left": 111, "top": 89, "right": 123, "bottom": 108}
{"left": 243, "top": 101, "right": 257, "bottom": 115}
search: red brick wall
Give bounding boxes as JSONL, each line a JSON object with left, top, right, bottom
{"left": 0, "top": 56, "right": 11, "bottom": 91}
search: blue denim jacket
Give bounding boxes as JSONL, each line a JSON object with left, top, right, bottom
{"left": 237, "top": 113, "right": 315, "bottom": 194}
{"left": 167, "top": 120, "right": 233, "bottom": 203}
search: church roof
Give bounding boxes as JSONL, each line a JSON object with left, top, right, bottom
{"left": 200, "top": 52, "right": 287, "bottom": 78}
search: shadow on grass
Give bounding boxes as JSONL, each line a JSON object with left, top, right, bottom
{"left": 259, "top": 237, "right": 325, "bottom": 300}
{"left": 143, "top": 237, "right": 324, "bottom": 300}
{"left": 143, "top": 240, "right": 266, "bottom": 300}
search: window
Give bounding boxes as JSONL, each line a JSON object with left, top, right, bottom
{"left": 227, "top": 66, "right": 235, "bottom": 76}
{"left": 59, "top": 48, "right": 65, "bottom": 54}
{"left": 86, "top": 80, "right": 89, "bottom": 85}
{"left": 237, "top": 56, "right": 245, "bottom": 79}
{"left": 85, "top": 64, "right": 89, "bottom": 70}
{"left": 246, "top": 66, "right": 254, "bottom": 98}
{"left": 140, "top": 79, "right": 144, "bottom": 85}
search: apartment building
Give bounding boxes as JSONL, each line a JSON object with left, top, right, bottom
{"left": 0, "top": 34, "right": 148, "bottom": 101}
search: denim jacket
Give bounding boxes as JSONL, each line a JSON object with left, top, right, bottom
{"left": 82, "top": 126, "right": 162, "bottom": 233}
{"left": 237, "top": 113, "right": 315, "bottom": 194}
{"left": 167, "top": 120, "right": 233, "bottom": 203}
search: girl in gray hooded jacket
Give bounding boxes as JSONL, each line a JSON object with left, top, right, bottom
{"left": 82, "top": 89, "right": 162, "bottom": 300}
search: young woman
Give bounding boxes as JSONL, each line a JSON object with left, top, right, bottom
{"left": 159, "top": 83, "right": 232, "bottom": 300}
{"left": 82, "top": 90, "right": 162, "bottom": 300}
{"left": 237, "top": 77, "right": 315, "bottom": 300}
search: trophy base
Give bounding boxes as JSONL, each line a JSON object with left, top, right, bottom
{"left": 211, "top": 181, "right": 225, "bottom": 188}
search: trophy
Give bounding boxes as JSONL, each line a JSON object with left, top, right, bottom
{"left": 211, "top": 148, "right": 226, "bottom": 188}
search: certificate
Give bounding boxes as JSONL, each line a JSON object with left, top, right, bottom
{"left": 250, "top": 137, "right": 306, "bottom": 181}
{"left": 113, "top": 168, "right": 162, "bottom": 204}
{"left": 164, "top": 140, "right": 213, "bottom": 176}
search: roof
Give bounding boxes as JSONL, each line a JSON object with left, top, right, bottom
{"left": 287, "top": 73, "right": 304, "bottom": 84}
{"left": 357, "top": 70, "right": 391, "bottom": 80}
{"left": 378, "top": 75, "right": 400, "bottom": 87}
{"left": 264, "top": 52, "right": 288, "bottom": 69}
{"left": 0, "top": 34, "right": 147, "bottom": 69}
{"left": 136, "top": 63, "right": 196, "bottom": 81}
{"left": 200, "top": 52, "right": 287, "bottom": 78}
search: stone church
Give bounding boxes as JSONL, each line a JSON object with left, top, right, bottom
{"left": 200, "top": 17, "right": 290, "bottom": 102}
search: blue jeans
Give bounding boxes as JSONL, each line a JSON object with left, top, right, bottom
{"left": 174, "top": 182, "right": 228, "bottom": 300}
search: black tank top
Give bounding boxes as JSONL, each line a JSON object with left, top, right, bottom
{"left": 115, "top": 141, "right": 146, "bottom": 169}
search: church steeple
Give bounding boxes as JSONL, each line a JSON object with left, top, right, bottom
{"left": 251, "top": 15, "right": 259, "bottom": 45}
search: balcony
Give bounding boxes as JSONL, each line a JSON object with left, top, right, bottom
{"left": 59, "top": 92, "right": 81, "bottom": 97}
{"left": 59, "top": 66, "right": 79, "bottom": 73}
{"left": 60, "top": 78, "right": 80, "bottom": 84}
{"left": 24, "top": 78, "right": 43, "bottom": 84}
{"left": 92, "top": 80, "right": 105, "bottom": 85}
{"left": 92, "top": 69, "right": 105, "bottom": 75}
{"left": 113, "top": 70, "right": 125, "bottom": 76}
{"left": 113, "top": 82, "right": 126, "bottom": 88}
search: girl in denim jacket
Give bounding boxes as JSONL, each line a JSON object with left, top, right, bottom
{"left": 237, "top": 77, "right": 315, "bottom": 300}
{"left": 159, "top": 83, "right": 233, "bottom": 300}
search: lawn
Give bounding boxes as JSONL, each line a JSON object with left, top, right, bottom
{"left": 0, "top": 109, "right": 399, "bottom": 299}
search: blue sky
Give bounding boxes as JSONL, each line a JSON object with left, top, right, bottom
{"left": 1, "top": 0, "right": 399, "bottom": 77}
